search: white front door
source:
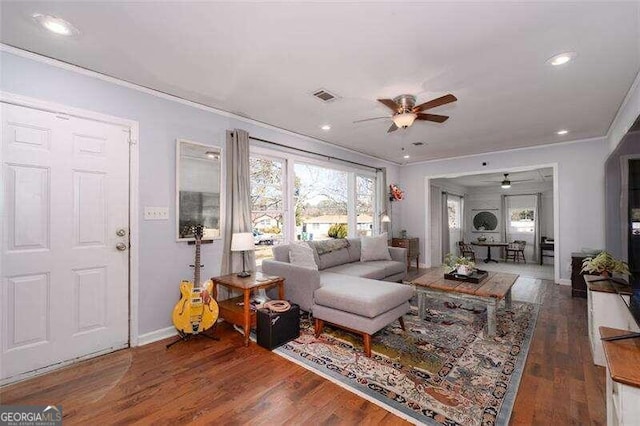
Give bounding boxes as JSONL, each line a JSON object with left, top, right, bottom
{"left": 1, "top": 102, "right": 130, "bottom": 382}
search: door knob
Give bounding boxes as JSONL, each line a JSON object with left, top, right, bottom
{"left": 116, "top": 228, "right": 127, "bottom": 237}
{"left": 116, "top": 242, "right": 128, "bottom": 251}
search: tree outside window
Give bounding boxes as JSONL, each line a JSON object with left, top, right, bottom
{"left": 509, "top": 208, "right": 535, "bottom": 233}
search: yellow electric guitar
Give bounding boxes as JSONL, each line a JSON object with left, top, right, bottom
{"left": 171, "top": 225, "right": 219, "bottom": 336}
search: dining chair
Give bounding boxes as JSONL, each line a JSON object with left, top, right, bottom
{"left": 458, "top": 241, "right": 476, "bottom": 262}
{"left": 506, "top": 240, "right": 527, "bottom": 263}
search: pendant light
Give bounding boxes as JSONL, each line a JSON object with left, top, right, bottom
{"left": 501, "top": 173, "right": 511, "bottom": 189}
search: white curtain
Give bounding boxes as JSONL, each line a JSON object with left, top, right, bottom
{"left": 441, "top": 191, "right": 450, "bottom": 261}
{"left": 534, "top": 192, "right": 542, "bottom": 263}
{"left": 376, "top": 168, "right": 388, "bottom": 235}
{"left": 221, "top": 129, "right": 256, "bottom": 275}
{"left": 501, "top": 194, "right": 508, "bottom": 243}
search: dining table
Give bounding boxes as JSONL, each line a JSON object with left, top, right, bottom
{"left": 471, "top": 240, "right": 509, "bottom": 263}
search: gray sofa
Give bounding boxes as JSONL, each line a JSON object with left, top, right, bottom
{"left": 262, "top": 238, "right": 414, "bottom": 356}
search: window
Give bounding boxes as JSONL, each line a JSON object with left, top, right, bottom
{"left": 294, "top": 163, "right": 348, "bottom": 240}
{"left": 509, "top": 208, "right": 535, "bottom": 233}
{"left": 447, "top": 197, "right": 461, "bottom": 229}
{"left": 356, "top": 175, "right": 375, "bottom": 237}
{"left": 250, "top": 146, "right": 379, "bottom": 249}
{"left": 250, "top": 155, "right": 286, "bottom": 264}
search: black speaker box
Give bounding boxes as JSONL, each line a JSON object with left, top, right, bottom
{"left": 256, "top": 303, "right": 300, "bottom": 350}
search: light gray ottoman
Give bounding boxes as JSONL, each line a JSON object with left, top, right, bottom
{"left": 311, "top": 272, "right": 414, "bottom": 357}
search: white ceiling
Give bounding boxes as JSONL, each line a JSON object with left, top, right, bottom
{"left": 1, "top": 2, "right": 639, "bottom": 163}
{"left": 432, "top": 167, "right": 553, "bottom": 188}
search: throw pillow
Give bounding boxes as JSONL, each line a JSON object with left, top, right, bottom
{"left": 360, "top": 233, "right": 392, "bottom": 262}
{"left": 289, "top": 242, "right": 318, "bottom": 270}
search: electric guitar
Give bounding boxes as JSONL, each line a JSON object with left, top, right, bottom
{"left": 172, "top": 225, "right": 219, "bottom": 335}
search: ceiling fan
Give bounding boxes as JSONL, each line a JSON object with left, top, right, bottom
{"left": 354, "top": 93, "right": 457, "bottom": 133}
{"left": 482, "top": 173, "right": 535, "bottom": 189}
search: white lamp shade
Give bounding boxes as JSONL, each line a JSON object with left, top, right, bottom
{"left": 231, "top": 232, "right": 254, "bottom": 251}
{"left": 392, "top": 112, "right": 417, "bottom": 128}
{"left": 381, "top": 214, "right": 391, "bottom": 223}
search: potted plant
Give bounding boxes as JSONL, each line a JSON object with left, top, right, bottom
{"left": 581, "top": 251, "right": 630, "bottom": 278}
{"left": 443, "top": 253, "right": 476, "bottom": 276}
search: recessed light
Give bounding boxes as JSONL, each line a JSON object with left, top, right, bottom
{"left": 403, "top": 155, "right": 410, "bottom": 159}
{"left": 547, "top": 52, "right": 577, "bottom": 66}
{"left": 320, "top": 124, "right": 331, "bottom": 131}
{"left": 33, "top": 13, "right": 79, "bottom": 36}
{"left": 556, "top": 129, "right": 569, "bottom": 135}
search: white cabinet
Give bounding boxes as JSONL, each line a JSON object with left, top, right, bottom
{"left": 588, "top": 288, "right": 639, "bottom": 366}
{"left": 606, "top": 372, "right": 640, "bottom": 425}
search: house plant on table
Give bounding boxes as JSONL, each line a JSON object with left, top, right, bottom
{"left": 581, "top": 251, "right": 630, "bottom": 284}
{"left": 443, "top": 253, "right": 476, "bottom": 276}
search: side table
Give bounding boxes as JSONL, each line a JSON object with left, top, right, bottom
{"left": 210, "top": 272, "right": 285, "bottom": 347}
{"left": 391, "top": 237, "right": 420, "bottom": 270}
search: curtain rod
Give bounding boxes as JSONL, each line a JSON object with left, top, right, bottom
{"left": 240, "top": 134, "right": 382, "bottom": 172}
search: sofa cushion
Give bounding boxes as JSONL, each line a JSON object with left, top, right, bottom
{"left": 346, "top": 238, "right": 362, "bottom": 263}
{"left": 289, "top": 242, "right": 318, "bottom": 270}
{"left": 360, "top": 233, "right": 392, "bottom": 262}
{"left": 314, "top": 247, "right": 352, "bottom": 270}
{"left": 323, "top": 262, "right": 387, "bottom": 280}
{"left": 315, "top": 272, "right": 414, "bottom": 318}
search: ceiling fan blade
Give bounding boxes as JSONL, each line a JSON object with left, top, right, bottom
{"left": 413, "top": 94, "right": 457, "bottom": 112}
{"left": 353, "top": 116, "right": 389, "bottom": 123}
{"left": 416, "top": 113, "right": 449, "bottom": 123}
{"left": 378, "top": 99, "right": 400, "bottom": 112}
{"left": 387, "top": 123, "right": 398, "bottom": 133}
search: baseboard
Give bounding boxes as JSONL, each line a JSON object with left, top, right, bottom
{"left": 137, "top": 326, "right": 177, "bottom": 346}
{"left": 558, "top": 278, "right": 571, "bottom": 286}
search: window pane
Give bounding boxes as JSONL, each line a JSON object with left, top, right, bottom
{"left": 294, "top": 163, "right": 348, "bottom": 240}
{"left": 250, "top": 157, "right": 285, "bottom": 264}
{"left": 509, "top": 208, "right": 535, "bottom": 233}
{"left": 356, "top": 176, "right": 375, "bottom": 237}
{"left": 447, "top": 198, "right": 461, "bottom": 229}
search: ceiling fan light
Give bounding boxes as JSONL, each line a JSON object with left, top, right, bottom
{"left": 392, "top": 112, "right": 417, "bottom": 128}
{"left": 501, "top": 182, "right": 511, "bottom": 189}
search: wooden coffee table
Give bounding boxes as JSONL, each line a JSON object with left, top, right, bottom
{"left": 411, "top": 267, "right": 519, "bottom": 336}
{"left": 211, "top": 272, "right": 284, "bottom": 347}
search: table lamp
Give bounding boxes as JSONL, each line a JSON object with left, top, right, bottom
{"left": 231, "top": 232, "right": 254, "bottom": 278}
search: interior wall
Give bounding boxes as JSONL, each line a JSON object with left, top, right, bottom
{"left": 399, "top": 137, "right": 608, "bottom": 282}
{"left": 608, "top": 71, "right": 640, "bottom": 153}
{"left": 0, "top": 50, "right": 400, "bottom": 336}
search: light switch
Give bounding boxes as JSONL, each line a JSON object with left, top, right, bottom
{"left": 144, "top": 207, "right": 169, "bottom": 220}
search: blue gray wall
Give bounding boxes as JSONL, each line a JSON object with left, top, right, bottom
{"left": 0, "top": 50, "right": 399, "bottom": 336}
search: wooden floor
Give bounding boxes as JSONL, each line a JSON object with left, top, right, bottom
{"left": 0, "top": 276, "right": 605, "bottom": 425}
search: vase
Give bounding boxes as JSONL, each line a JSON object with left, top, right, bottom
{"left": 457, "top": 265, "right": 471, "bottom": 276}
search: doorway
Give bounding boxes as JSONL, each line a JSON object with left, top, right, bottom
{"left": 426, "top": 166, "right": 558, "bottom": 282}
{"left": 1, "top": 96, "right": 138, "bottom": 384}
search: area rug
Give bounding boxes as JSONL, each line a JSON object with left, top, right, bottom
{"left": 274, "top": 290, "right": 539, "bottom": 425}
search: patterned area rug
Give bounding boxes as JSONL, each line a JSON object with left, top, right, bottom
{"left": 274, "top": 291, "right": 539, "bottom": 425}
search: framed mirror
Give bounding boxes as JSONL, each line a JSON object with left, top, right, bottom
{"left": 176, "top": 139, "right": 222, "bottom": 241}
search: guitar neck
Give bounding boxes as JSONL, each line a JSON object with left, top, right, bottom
{"left": 194, "top": 238, "right": 201, "bottom": 287}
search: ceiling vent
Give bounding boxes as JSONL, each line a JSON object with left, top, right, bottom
{"left": 312, "top": 88, "right": 338, "bottom": 103}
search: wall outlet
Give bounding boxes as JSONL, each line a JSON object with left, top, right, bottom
{"left": 144, "top": 207, "right": 169, "bottom": 220}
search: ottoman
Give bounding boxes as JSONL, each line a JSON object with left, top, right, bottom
{"left": 311, "top": 272, "right": 414, "bottom": 357}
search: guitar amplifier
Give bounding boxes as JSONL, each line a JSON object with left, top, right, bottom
{"left": 256, "top": 303, "right": 300, "bottom": 350}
